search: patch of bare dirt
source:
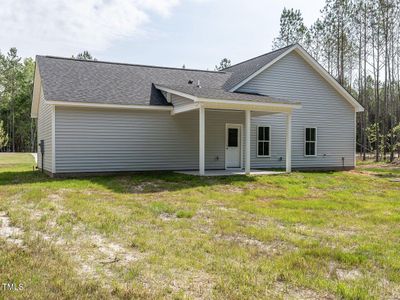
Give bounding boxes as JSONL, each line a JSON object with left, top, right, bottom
{"left": 90, "top": 233, "right": 141, "bottom": 264}
{"left": 294, "top": 224, "right": 359, "bottom": 238}
{"left": 335, "top": 268, "right": 362, "bottom": 280}
{"left": 379, "top": 278, "right": 400, "bottom": 299}
{"left": 327, "top": 262, "right": 363, "bottom": 281}
{"left": 131, "top": 182, "right": 163, "bottom": 193}
{"left": 66, "top": 231, "right": 144, "bottom": 282}
{"left": 31, "top": 223, "right": 145, "bottom": 282}
{"left": 218, "top": 185, "right": 244, "bottom": 193}
{"left": 47, "top": 188, "right": 74, "bottom": 200}
{"left": 215, "top": 233, "right": 296, "bottom": 254}
{"left": 190, "top": 209, "right": 214, "bottom": 234}
{"left": 216, "top": 206, "right": 239, "bottom": 212}
{"left": 141, "top": 269, "right": 214, "bottom": 299}
{"left": 159, "top": 213, "right": 177, "bottom": 221}
{"left": 29, "top": 209, "right": 45, "bottom": 220}
{"left": 0, "top": 211, "right": 24, "bottom": 247}
{"left": 117, "top": 178, "right": 167, "bottom": 193}
{"left": 356, "top": 162, "right": 400, "bottom": 173}
{"left": 46, "top": 221, "right": 144, "bottom": 281}
{"left": 272, "top": 282, "right": 335, "bottom": 299}
{"left": 48, "top": 193, "right": 63, "bottom": 201}
{"left": 389, "top": 178, "right": 400, "bottom": 182}
{"left": 349, "top": 169, "right": 375, "bottom": 177}
{"left": 169, "top": 269, "right": 214, "bottom": 299}
{"left": 20, "top": 192, "right": 145, "bottom": 282}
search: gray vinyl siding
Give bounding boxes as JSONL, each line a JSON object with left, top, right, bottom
{"left": 206, "top": 110, "right": 245, "bottom": 169}
{"left": 55, "top": 107, "right": 198, "bottom": 172}
{"left": 240, "top": 51, "right": 356, "bottom": 169}
{"left": 54, "top": 107, "right": 245, "bottom": 173}
{"left": 250, "top": 114, "right": 286, "bottom": 168}
{"left": 37, "top": 88, "right": 53, "bottom": 172}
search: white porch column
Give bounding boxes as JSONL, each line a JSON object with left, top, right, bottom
{"left": 245, "top": 110, "right": 251, "bottom": 175}
{"left": 285, "top": 111, "right": 292, "bottom": 173}
{"left": 199, "top": 106, "right": 205, "bottom": 176}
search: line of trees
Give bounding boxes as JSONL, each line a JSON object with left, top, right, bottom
{"left": 0, "top": 50, "right": 95, "bottom": 153}
{"left": 273, "top": 0, "right": 400, "bottom": 162}
{"left": 0, "top": 48, "right": 35, "bottom": 152}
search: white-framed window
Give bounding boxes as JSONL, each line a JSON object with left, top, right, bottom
{"left": 305, "top": 127, "right": 317, "bottom": 156}
{"left": 257, "top": 126, "right": 271, "bottom": 157}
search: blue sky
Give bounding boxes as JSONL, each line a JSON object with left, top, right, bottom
{"left": 0, "top": 0, "right": 325, "bottom": 70}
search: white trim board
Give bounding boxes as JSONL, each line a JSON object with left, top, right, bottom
{"left": 31, "top": 64, "right": 42, "bottom": 118}
{"left": 229, "top": 44, "right": 364, "bottom": 113}
{"left": 171, "top": 103, "right": 200, "bottom": 115}
{"left": 198, "top": 98, "right": 301, "bottom": 109}
{"left": 154, "top": 86, "right": 197, "bottom": 101}
{"left": 45, "top": 100, "right": 173, "bottom": 111}
{"left": 51, "top": 105, "right": 56, "bottom": 174}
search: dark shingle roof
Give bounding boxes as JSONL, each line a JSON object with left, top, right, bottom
{"left": 36, "top": 45, "right": 297, "bottom": 107}
{"left": 155, "top": 84, "right": 300, "bottom": 105}
{"left": 222, "top": 44, "right": 295, "bottom": 90}
{"left": 37, "top": 56, "right": 231, "bottom": 106}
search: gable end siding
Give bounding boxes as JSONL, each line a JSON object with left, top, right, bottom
{"left": 239, "top": 51, "right": 355, "bottom": 169}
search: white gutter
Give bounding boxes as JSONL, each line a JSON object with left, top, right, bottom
{"left": 45, "top": 100, "right": 173, "bottom": 111}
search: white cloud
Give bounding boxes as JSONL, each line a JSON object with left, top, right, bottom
{"left": 136, "top": 0, "right": 180, "bottom": 17}
{"left": 0, "top": 0, "right": 182, "bottom": 57}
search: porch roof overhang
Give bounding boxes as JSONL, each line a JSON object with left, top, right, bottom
{"left": 155, "top": 84, "right": 302, "bottom": 115}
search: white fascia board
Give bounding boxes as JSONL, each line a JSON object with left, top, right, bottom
{"left": 200, "top": 101, "right": 295, "bottom": 114}
{"left": 229, "top": 45, "right": 297, "bottom": 92}
{"left": 154, "top": 85, "right": 197, "bottom": 101}
{"left": 45, "top": 100, "right": 173, "bottom": 111}
{"left": 198, "top": 98, "right": 302, "bottom": 110}
{"left": 31, "top": 64, "right": 41, "bottom": 118}
{"left": 171, "top": 103, "right": 200, "bottom": 115}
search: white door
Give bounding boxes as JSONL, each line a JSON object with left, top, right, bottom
{"left": 225, "top": 125, "right": 242, "bottom": 169}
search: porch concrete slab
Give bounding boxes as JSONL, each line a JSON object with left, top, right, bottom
{"left": 176, "top": 169, "right": 285, "bottom": 177}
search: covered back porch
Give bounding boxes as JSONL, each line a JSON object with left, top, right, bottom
{"left": 156, "top": 84, "right": 302, "bottom": 176}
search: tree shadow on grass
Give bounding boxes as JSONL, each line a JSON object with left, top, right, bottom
{"left": 0, "top": 169, "right": 257, "bottom": 194}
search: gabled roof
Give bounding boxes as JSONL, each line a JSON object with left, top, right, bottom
{"left": 224, "top": 44, "right": 364, "bottom": 112}
{"left": 32, "top": 44, "right": 363, "bottom": 118}
{"left": 222, "top": 44, "right": 295, "bottom": 90}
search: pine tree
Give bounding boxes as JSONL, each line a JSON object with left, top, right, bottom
{"left": 72, "top": 51, "right": 96, "bottom": 60}
{"left": 272, "top": 8, "right": 309, "bottom": 49}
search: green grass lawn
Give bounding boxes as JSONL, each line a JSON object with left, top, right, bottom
{"left": 1, "top": 154, "right": 400, "bottom": 299}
